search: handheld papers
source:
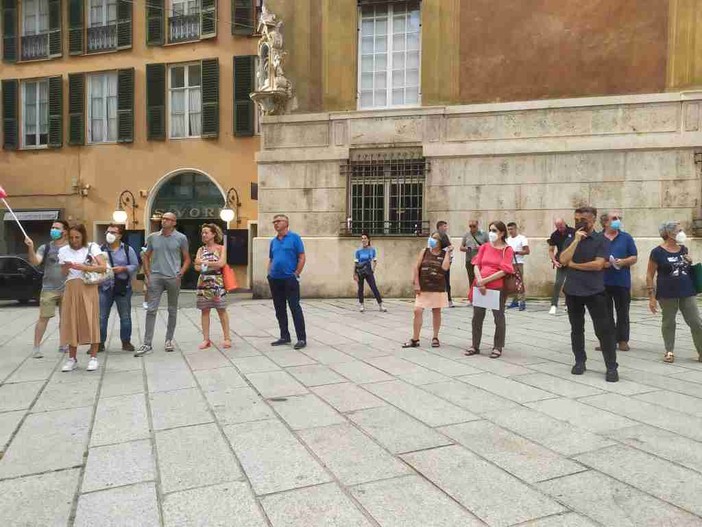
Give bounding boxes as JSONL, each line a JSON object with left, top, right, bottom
{"left": 472, "top": 287, "right": 501, "bottom": 310}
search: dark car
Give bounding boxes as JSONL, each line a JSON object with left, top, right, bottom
{"left": 0, "top": 255, "right": 43, "bottom": 303}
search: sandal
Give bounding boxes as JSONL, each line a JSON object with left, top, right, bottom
{"left": 222, "top": 339, "right": 232, "bottom": 349}
{"left": 402, "top": 339, "right": 420, "bottom": 348}
{"left": 198, "top": 340, "right": 212, "bottom": 350}
{"left": 431, "top": 338, "right": 440, "bottom": 348}
{"left": 490, "top": 348, "right": 502, "bottom": 359}
{"left": 663, "top": 351, "right": 674, "bottom": 363}
{"left": 464, "top": 347, "right": 480, "bottom": 356}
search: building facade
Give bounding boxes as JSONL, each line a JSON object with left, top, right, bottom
{"left": 0, "top": 0, "right": 263, "bottom": 288}
{"left": 252, "top": 0, "right": 702, "bottom": 298}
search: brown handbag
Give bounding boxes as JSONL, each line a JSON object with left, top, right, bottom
{"left": 502, "top": 249, "right": 524, "bottom": 294}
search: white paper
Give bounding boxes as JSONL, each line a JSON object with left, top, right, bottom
{"left": 472, "top": 287, "right": 501, "bottom": 310}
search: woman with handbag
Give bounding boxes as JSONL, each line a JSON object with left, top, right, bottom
{"left": 194, "top": 224, "right": 231, "bottom": 349}
{"left": 353, "top": 233, "right": 387, "bottom": 313}
{"left": 58, "top": 224, "right": 107, "bottom": 372}
{"left": 647, "top": 221, "right": 702, "bottom": 363}
{"left": 465, "top": 221, "right": 515, "bottom": 359}
{"left": 402, "top": 232, "right": 452, "bottom": 348}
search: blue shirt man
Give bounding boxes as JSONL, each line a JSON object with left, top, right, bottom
{"left": 268, "top": 214, "right": 307, "bottom": 348}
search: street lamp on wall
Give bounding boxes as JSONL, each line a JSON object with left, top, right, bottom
{"left": 113, "top": 190, "right": 138, "bottom": 227}
{"left": 220, "top": 187, "right": 241, "bottom": 226}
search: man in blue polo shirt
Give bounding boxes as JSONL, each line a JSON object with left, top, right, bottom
{"left": 601, "top": 211, "right": 638, "bottom": 352}
{"left": 268, "top": 214, "right": 307, "bottom": 349}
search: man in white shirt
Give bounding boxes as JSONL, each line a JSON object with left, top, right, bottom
{"left": 507, "top": 222, "right": 529, "bottom": 311}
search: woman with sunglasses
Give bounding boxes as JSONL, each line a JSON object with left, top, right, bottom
{"left": 601, "top": 211, "right": 638, "bottom": 352}
{"left": 465, "top": 221, "right": 514, "bottom": 359}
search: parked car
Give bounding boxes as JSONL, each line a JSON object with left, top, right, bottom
{"left": 0, "top": 256, "right": 43, "bottom": 303}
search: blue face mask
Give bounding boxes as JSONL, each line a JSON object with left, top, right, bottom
{"left": 610, "top": 220, "right": 621, "bottom": 231}
{"left": 427, "top": 237, "right": 438, "bottom": 249}
{"left": 50, "top": 228, "right": 62, "bottom": 240}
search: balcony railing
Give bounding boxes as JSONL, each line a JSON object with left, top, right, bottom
{"left": 340, "top": 220, "right": 430, "bottom": 237}
{"left": 21, "top": 33, "right": 49, "bottom": 61}
{"left": 168, "top": 14, "right": 200, "bottom": 43}
{"left": 87, "top": 24, "right": 117, "bottom": 53}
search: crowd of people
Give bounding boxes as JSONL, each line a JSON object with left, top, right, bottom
{"left": 21, "top": 206, "right": 702, "bottom": 382}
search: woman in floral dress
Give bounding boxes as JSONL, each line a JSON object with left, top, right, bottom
{"left": 195, "top": 224, "right": 231, "bottom": 349}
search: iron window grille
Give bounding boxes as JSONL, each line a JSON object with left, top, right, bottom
{"left": 342, "top": 150, "right": 429, "bottom": 236}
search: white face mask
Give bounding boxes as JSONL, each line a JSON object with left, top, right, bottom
{"left": 488, "top": 232, "right": 499, "bottom": 243}
{"left": 676, "top": 231, "right": 687, "bottom": 245}
{"left": 105, "top": 233, "right": 117, "bottom": 244}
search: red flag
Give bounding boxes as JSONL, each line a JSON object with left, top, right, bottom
{"left": 0, "top": 186, "right": 6, "bottom": 199}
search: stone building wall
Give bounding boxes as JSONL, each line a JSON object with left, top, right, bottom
{"left": 253, "top": 92, "right": 702, "bottom": 298}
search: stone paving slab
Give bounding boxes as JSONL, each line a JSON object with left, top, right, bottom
{"left": 2, "top": 297, "right": 702, "bottom": 525}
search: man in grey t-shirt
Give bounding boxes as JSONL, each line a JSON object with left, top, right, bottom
{"left": 460, "top": 220, "right": 488, "bottom": 291}
{"left": 25, "top": 220, "right": 69, "bottom": 358}
{"left": 135, "top": 212, "right": 191, "bottom": 356}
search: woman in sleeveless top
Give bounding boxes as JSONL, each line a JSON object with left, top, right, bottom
{"left": 403, "top": 232, "right": 452, "bottom": 348}
{"left": 195, "top": 224, "right": 231, "bottom": 349}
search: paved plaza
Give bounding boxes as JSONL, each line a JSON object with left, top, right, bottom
{"left": 1, "top": 295, "right": 702, "bottom": 526}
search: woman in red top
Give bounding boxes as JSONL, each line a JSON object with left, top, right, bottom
{"left": 465, "top": 221, "right": 514, "bottom": 358}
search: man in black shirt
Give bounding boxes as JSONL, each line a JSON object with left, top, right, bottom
{"left": 547, "top": 218, "right": 575, "bottom": 314}
{"left": 559, "top": 206, "right": 618, "bottom": 382}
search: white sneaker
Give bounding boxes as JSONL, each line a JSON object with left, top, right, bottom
{"left": 143, "top": 302, "right": 148, "bottom": 309}
{"left": 359, "top": 304, "right": 365, "bottom": 312}
{"left": 32, "top": 348, "right": 43, "bottom": 359}
{"left": 87, "top": 357, "right": 99, "bottom": 371}
{"left": 134, "top": 344, "right": 153, "bottom": 357}
{"left": 549, "top": 306, "right": 557, "bottom": 315}
{"left": 379, "top": 303, "right": 387, "bottom": 312}
{"left": 61, "top": 358, "right": 77, "bottom": 372}
{"left": 165, "top": 340, "right": 175, "bottom": 352}
{"left": 449, "top": 301, "right": 455, "bottom": 308}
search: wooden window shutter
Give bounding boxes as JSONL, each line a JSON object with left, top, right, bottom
{"left": 117, "top": 68, "right": 134, "bottom": 143}
{"left": 146, "top": 63, "right": 166, "bottom": 140}
{"left": 233, "top": 55, "right": 255, "bottom": 137}
{"left": 48, "top": 76, "right": 63, "bottom": 148}
{"left": 2, "top": 0, "right": 17, "bottom": 62}
{"left": 68, "top": 0, "right": 83, "bottom": 55}
{"left": 48, "top": 0, "right": 62, "bottom": 57}
{"left": 68, "top": 73, "right": 85, "bottom": 145}
{"left": 146, "top": 0, "right": 164, "bottom": 46}
{"left": 117, "top": 0, "right": 132, "bottom": 49}
{"left": 201, "top": 58, "right": 219, "bottom": 138}
{"left": 200, "top": 0, "right": 216, "bottom": 39}
{"left": 2, "top": 79, "right": 18, "bottom": 149}
{"left": 232, "top": 0, "right": 254, "bottom": 36}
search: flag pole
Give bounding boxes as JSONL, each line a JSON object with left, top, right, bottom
{"left": 1, "top": 198, "right": 29, "bottom": 239}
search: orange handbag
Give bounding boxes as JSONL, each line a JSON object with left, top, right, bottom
{"left": 222, "top": 264, "right": 238, "bottom": 292}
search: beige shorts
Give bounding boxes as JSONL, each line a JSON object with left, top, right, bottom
{"left": 40, "top": 290, "right": 63, "bottom": 319}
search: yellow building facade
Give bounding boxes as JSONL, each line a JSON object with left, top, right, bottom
{"left": 0, "top": 0, "right": 261, "bottom": 288}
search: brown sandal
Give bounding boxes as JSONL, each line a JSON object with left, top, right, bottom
{"left": 431, "top": 338, "right": 440, "bottom": 348}
{"left": 490, "top": 348, "right": 502, "bottom": 359}
{"left": 464, "top": 347, "right": 480, "bottom": 356}
{"left": 402, "top": 339, "right": 420, "bottom": 348}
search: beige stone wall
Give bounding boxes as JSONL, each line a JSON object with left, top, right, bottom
{"left": 254, "top": 92, "right": 702, "bottom": 298}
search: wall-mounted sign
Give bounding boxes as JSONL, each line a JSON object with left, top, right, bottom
{"left": 152, "top": 207, "right": 223, "bottom": 219}
{"left": 151, "top": 172, "right": 224, "bottom": 220}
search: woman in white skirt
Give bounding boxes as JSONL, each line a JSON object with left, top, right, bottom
{"left": 403, "top": 232, "right": 452, "bottom": 348}
{"left": 58, "top": 224, "right": 106, "bottom": 372}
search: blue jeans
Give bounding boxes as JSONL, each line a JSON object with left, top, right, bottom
{"left": 268, "top": 276, "right": 306, "bottom": 341}
{"left": 100, "top": 287, "right": 133, "bottom": 344}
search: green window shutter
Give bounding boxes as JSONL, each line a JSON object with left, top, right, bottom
{"left": 68, "top": 0, "right": 83, "bottom": 55}
{"left": 2, "top": 79, "right": 18, "bottom": 149}
{"left": 201, "top": 58, "right": 219, "bottom": 138}
{"left": 117, "top": 68, "right": 134, "bottom": 143}
{"left": 68, "top": 73, "right": 84, "bottom": 145}
{"left": 2, "top": 0, "right": 17, "bottom": 62}
{"left": 233, "top": 55, "right": 255, "bottom": 137}
{"left": 48, "top": 0, "right": 62, "bottom": 57}
{"left": 146, "top": 63, "right": 166, "bottom": 140}
{"left": 232, "top": 0, "right": 254, "bottom": 36}
{"left": 117, "top": 0, "right": 132, "bottom": 49}
{"left": 200, "top": 0, "right": 216, "bottom": 39}
{"left": 48, "top": 76, "right": 63, "bottom": 148}
{"left": 146, "top": 0, "right": 164, "bottom": 46}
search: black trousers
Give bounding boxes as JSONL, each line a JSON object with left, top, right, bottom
{"left": 445, "top": 269, "right": 452, "bottom": 302}
{"left": 566, "top": 293, "right": 617, "bottom": 369}
{"left": 605, "top": 285, "right": 631, "bottom": 343}
{"left": 357, "top": 272, "right": 382, "bottom": 304}
{"left": 268, "top": 277, "right": 306, "bottom": 341}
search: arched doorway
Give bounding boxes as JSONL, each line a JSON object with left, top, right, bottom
{"left": 148, "top": 170, "right": 226, "bottom": 290}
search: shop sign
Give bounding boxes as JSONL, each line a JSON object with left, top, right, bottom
{"left": 152, "top": 207, "right": 223, "bottom": 219}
